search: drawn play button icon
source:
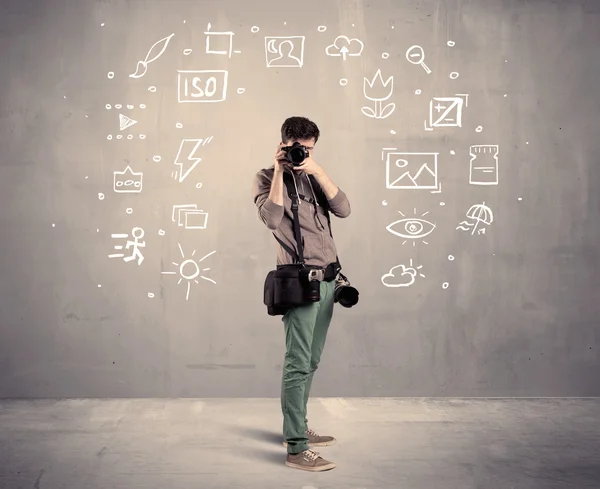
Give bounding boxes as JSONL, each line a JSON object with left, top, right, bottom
{"left": 119, "top": 113, "right": 138, "bottom": 131}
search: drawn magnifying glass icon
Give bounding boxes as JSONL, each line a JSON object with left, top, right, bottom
{"left": 406, "top": 45, "right": 432, "bottom": 74}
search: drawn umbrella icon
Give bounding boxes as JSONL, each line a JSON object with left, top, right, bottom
{"left": 456, "top": 202, "right": 494, "bottom": 235}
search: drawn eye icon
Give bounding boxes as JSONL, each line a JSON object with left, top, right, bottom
{"left": 386, "top": 218, "right": 436, "bottom": 239}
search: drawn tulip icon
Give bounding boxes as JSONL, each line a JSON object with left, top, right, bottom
{"left": 361, "top": 69, "right": 395, "bottom": 119}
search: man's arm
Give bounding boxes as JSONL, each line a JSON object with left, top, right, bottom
{"left": 252, "top": 169, "right": 285, "bottom": 230}
{"left": 312, "top": 168, "right": 351, "bottom": 218}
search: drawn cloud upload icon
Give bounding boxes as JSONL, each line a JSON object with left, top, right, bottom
{"left": 325, "top": 35, "right": 364, "bottom": 58}
{"left": 381, "top": 260, "right": 425, "bottom": 288}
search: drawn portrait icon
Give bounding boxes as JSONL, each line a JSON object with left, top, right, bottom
{"left": 265, "top": 36, "right": 305, "bottom": 68}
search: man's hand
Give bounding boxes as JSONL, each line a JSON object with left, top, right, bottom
{"left": 274, "top": 143, "right": 292, "bottom": 174}
{"left": 292, "top": 157, "right": 323, "bottom": 177}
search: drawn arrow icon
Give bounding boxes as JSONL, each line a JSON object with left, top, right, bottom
{"left": 340, "top": 46, "right": 349, "bottom": 60}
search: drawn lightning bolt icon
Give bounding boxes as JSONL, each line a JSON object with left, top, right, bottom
{"left": 172, "top": 137, "right": 213, "bottom": 183}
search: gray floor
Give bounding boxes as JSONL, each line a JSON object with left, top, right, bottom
{"left": 1, "top": 398, "right": 599, "bottom": 489}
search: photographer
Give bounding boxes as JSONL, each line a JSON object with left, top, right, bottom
{"left": 252, "top": 116, "right": 351, "bottom": 472}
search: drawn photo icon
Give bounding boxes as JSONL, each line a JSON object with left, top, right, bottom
{"left": 265, "top": 36, "right": 305, "bottom": 68}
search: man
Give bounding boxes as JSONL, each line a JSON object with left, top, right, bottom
{"left": 252, "top": 116, "right": 351, "bottom": 472}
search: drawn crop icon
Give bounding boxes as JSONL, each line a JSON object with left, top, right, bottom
{"left": 362, "top": 69, "right": 395, "bottom": 119}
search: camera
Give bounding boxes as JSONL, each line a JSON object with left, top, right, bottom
{"left": 281, "top": 142, "right": 309, "bottom": 166}
{"left": 333, "top": 273, "right": 359, "bottom": 308}
{"left": 301, "top": 267, "right": 324, "bottom": 302}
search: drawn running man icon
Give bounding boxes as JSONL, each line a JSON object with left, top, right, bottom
{"left": 108, "top": 227, "right": 146, "bottom": 265}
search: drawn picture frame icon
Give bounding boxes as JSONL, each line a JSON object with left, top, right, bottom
{"left": 382, "top": 150, "right": 439, "bottom": 190}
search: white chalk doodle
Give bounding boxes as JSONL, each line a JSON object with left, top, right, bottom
{"left": 113, "top": 166, "right": 143, "bottom": 193}
{"left": 424, "top": 94, "right": 469, "bottom": 131}
{"left": 386, "top": 208, "right": 436, "bottom": 246}
{"left": 317, "top": 26, "right": 327, "bottom": 32}
{"left": 176, "top": 122, "right": 183, "bottom": 128}
{"left": 126, "top": 208, "right": 133, "bottom": 214}
{"left": 172, "top": 137, "right": 213, "bottom": 182}
{"left": 161, "top": 244, "right": 216, "bottom": 300}
{"left": 108, "top": 227, "right": 146, "bottom": 265}
{"left": 447, "top": 40, "right": 455, "bottom": 47}
{"left": 325, "top": 35, "right": 364, "bottom": 60}
{"left": 362, "top": 69, "right": 395, "bottom": 119}
{"left": 382, "top": 149, "right": 439, "bottom": 191}
{"left": 237, "top": 88, "right": 245, "bottom": 94}
{"left": 382, "top": 52, "right": 389, "bottom": 59}
{"left": 406, "top": 45, "right": 432, "bottom": 74}
{"left": 456, "top": 202, "right": 494, "bottom": 235}
{"left": 381, "top": 259, "right": 425, "bottom": 288}
{"left": 183, "top": 49, "right": 192, "bottom": 55}
{"left": 178, "top": 70, "right": 229, "bottom": 103}
{"left": 196, "top": 182, "right": 203, "bottom": 189}
{"left": 115, "top": 104, "right": 122, "bottom": 109}
{"left": 476, "top": 126, "right": 483, "bottom": 132}
{"left": 119, "top": 113, "right": 138, "bottom": 131}
{"left": 158, "top": 229, "right": 166, "bottom": 236}
{"left": 448, "top": 255, "right": 455, "bottom": 261}
{"left": 153, "top": 155, "right": 161, "bottom": 162}
{"left": 148, "top": 86, "right": 157, "bottom": 92}
{"left": 265, "top": 36, "right": 305, "bottom": 68}
{"left": 130, "top": 33, "right": 175, "bottom": 79}
{"left": 415, "top": 89, "right": 422, "bottom": 95}
{"left": 450, "top": 72, "right": 459, "bottom": 79}
{"left": 442, "top": 282, "right": 449, "bottom": 289}
{"left": 251, "top": 26, "right": 260, "bottom": 33}
{"left": 172, "top": 205, "right": 209, "bottom": 230}
{"left": 148, "top": 292, "right": 155, "bottom": 298}
{"left": 107, "top": 72, "right": 115, "bottom": 79}
{"left": 98, "top": 193, "right": 105, "bottom": 200}
{"left": 469, "top": 145, "right": 499, "bottom": 185}
{"left": 205, "top": 23, "right": 237, "bottom": 57}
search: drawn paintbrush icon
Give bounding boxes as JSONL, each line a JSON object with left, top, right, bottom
{"left": 129, "top": 33, "right": 175, "bottom": 79}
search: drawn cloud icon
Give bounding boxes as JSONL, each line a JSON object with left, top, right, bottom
{"left": 325, "top": 35, "right": 364, "bottom": 57}
{"left": 381, "top": 264, "right": 421, "bottom": 288}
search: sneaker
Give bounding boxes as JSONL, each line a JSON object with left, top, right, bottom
{"left": 285, "top": 449, "right": 336, "bottom": 472}
{"left": 283, "top": 428, "right": 336, "bottom": 448}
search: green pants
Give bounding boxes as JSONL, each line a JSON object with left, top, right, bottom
{"left": 280, "top": 279, "right": 335, "bottom": 454}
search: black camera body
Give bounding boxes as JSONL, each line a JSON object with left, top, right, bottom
{"left": 300, "top": 266, "right": 324, "bottom": 302}
{"left": 281, "top": 142, "right": 310, "bottom": 166}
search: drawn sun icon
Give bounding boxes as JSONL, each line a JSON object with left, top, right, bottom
{"left": 161, "top": 243, "right": 216, "bottom": 300}
{"left": 386, "top": 207, "right": 436, "bottom": 246}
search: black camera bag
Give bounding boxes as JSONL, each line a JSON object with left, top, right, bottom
{"left": 263, "top": 172, "right": 341, "bottom": 316}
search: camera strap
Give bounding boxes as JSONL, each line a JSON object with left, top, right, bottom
{"left": 272, "top": 173, "right": 304, "bottom": 264}
{"left": 271, "top": 172, "right": 341, "bottom": 270}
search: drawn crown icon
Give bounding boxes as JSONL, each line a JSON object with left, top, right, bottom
{"left": 115, "top": 166, "right": 142, "bottom": 178}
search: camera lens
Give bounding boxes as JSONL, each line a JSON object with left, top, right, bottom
{"left": 334, "top": 285, "right": 359, "bottom": 308}
{"left": 288, "top": 147, "right": 306, "bottom": 165}
{"left": 305, "top": 279, "right": 321, "bottom": 302}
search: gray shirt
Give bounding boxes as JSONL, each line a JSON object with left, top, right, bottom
{"left": 252, "top": 166, "right": 351, "bottom": 267}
